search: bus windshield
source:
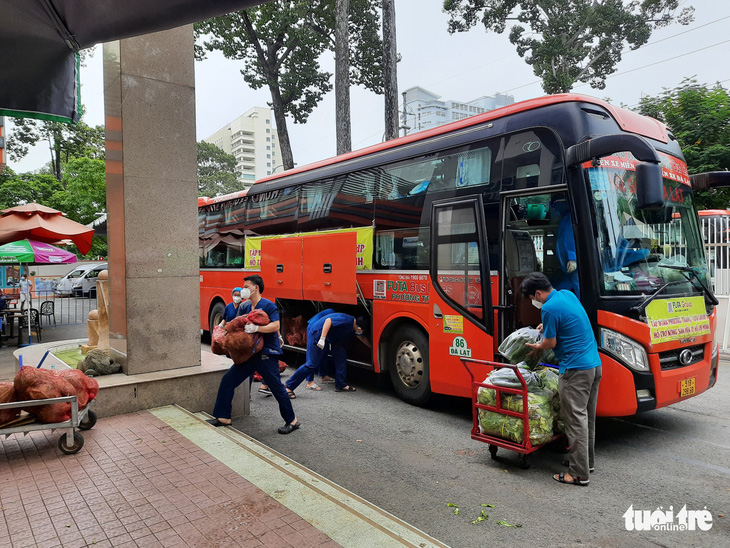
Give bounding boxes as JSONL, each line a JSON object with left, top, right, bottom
{"left": 588, "top": 154, "right": 709, "bottom": 297}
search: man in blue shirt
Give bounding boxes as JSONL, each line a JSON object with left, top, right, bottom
{"left": 285, "top": 312, "right": 369, "bottom": 395}
{"left": 521, "top": 272, "right": 602, "bottom": 486}
{"left": 208, "top": 274, "right": 300, "bottom": 434}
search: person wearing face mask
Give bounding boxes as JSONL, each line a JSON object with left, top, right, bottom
{"left": 208, "top": 274, "right": 300, "bottom": 434}
{"left": 19, "top": 274, "right": 33, "bottom": 312}
{"left": 520, "top": 272, "right": 602, "bottom": 487}
{"left": 224, "top": 287, "right": 248, "bottom": 322}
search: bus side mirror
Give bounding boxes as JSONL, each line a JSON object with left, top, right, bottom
{"left": 636, "top": 163, "right": 663, "bottom": 210}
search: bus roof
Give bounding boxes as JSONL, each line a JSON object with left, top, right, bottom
{"left": 698, "top": 209, "right": 730, "bottom": 216}
{"left": 199, "top": 188, "right": 248, "bottom": 207}
{"left": 252, "top": 93, "right": 670, "bottom": 189}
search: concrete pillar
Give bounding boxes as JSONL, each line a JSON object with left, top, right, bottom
{"left": 103, "top": 27, "right": 200, "bottom": 375}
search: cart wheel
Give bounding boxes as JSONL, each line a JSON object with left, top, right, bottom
{"left": 488, "top": 445, "right": 498, "bottom": 460}
{"left": 518, "top": 453, "right": 531, "bottom": 470}
{"left": 58, "top": 432, "right": 84, "bottom": 455}
{"left": 79, "top": 410, "right": 97, "bottom": 431}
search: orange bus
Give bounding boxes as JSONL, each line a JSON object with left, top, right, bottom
{"left": 199, "top": 93, "right": 719, "bottom": 415}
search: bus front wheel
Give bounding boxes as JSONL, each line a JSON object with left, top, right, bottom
{"left": 388, "top": 325, "right": 431, "bottom": 406}
{"left": 208, "top": 302, "right": 226, "bottom": 335}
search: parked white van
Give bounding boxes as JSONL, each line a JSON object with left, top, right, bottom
{"left": 71, "top": 263, "right": 108, "bottom": 297}
{"left": 54, "top": 263, "right": 106, "bottom": 296}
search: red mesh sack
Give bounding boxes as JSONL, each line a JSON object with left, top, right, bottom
{"left": 278, "top": 360, "right": 288, "bottom": 373}
{"left": 245, "top": 309, "right": 270, "bottom": 326}
{"left": 285, "top": 315, "right": 306, "bottom": 346}
{"left": 15, "top": 367, "right": 75, "bottom": 424}
{"left": 225, "top": 332, "right": 264, "bottom": 364}
{"left": 215, "top": 310, "right": 270, "bottom": 363}
{"left": 211, "top": 325, "right": 228, "bottom": 356}
{"left": 14, "top": 366, "right": 45, "bottom": 398}
{"left": 58, "top": 370, "right": 99, "bottom": 409}
{"left": 0, "top": 382, "right": 18, "bottom": 425}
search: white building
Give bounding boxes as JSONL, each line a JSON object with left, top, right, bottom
{"left": 401, "top": 87, "right": 514, "bottom": 135}
{"left": 203, "top": 107, "right": 282, "bottom": 187}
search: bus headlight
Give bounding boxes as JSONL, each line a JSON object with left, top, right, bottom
{"left": 600, "top": 328, "right": 649, "bottom": 372}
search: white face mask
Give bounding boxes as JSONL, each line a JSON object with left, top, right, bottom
{"left": 233, "top": 296, "right": 242, "bottom": 304}
{"left": 532, "top": 299, "right": 543, "bottom": 309}
{"left": 240, "top": 287, "right": 251, "bottom": 300}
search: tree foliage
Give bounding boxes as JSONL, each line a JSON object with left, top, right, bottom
{"left": 50, "top": 157, "right": 107, "bottom": 225}
{"left": 0, "top": 167, "right": 63, "bottom": 209}
{"left": 194, "top": 0, "right": 383, "bottom": 168}
{"left": 443, "top": 0, "right": 694, "bottom": 94}
{"left": 197, "top": 141, "right": 241, "bottom": 197}
{"left": 638, "top": 79, "right": 730, "bottom": 209}
{"left": 6, "top": 115, "right": 104, "bottom": 181}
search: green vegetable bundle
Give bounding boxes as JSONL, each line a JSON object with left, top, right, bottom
{"left": 498, "top": 327, "right": 544, "bottom": 369}
{"left": 476, "top": 366, "right": 556, "bottom": 446}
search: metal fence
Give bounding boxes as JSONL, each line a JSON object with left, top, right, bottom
{"left": 16, "top": 292, "right": 98, "bottom": 328}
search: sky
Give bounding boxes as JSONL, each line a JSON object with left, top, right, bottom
{"left": 8, "top": 0, "right": 730, "bottom": 174}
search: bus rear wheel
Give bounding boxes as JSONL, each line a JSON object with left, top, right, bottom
{"left": 208, "top": 302, "right": 225, "bottom": 335}
{"left": 388, "top": 325, "right": 431, "bottom": 406}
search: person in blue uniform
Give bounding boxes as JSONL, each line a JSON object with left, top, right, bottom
{"left": 551, "top": 200, "right": 580, "bottom": 298}
{"left": 208, "top": 274, "right": 300, "bottom": 434}
{"left": 521, "top": 272, "right": 602, "bottom": 486}
{"left": 285, "top": 312, "right": 369, "bottom": 396}
{"left": 223, "top": 286, "right": 246, "bottom": 322}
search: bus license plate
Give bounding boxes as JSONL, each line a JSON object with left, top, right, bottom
{"left": 680, "top": 377, "right": 696, "bottom": 397}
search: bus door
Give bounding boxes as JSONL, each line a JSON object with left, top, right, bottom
{"left": 429, "top": 196, "right": 493, "bottom": 397}
{"left": 499, "top": 186, "right": 572, "bottom": 345}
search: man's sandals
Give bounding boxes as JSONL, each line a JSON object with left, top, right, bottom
{"left": 553, "top": 472, "right": 589, "bottom": 486}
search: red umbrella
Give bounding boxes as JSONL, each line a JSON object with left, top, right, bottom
{"left": 0, "top": 203, "right": 94, "bottom": 254}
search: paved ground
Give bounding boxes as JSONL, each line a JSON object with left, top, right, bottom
{"left": 0, "top": 406, "right": 445, "bottom": 548}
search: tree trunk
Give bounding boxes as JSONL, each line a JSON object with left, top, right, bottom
{"left": 335, "top": 0, "right": 351, "bottom": 155}
{"left": 268, "top": 84, "right": 295, "bottom": 170}
{"left": 382, "top": 0, "right": 398, "bottom": 141}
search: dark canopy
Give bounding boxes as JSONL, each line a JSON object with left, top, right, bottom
{"left": 0, "top": 0, "right": 262, "bottom": 123}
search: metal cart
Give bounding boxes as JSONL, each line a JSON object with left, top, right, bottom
{"left": 461, "top": 357, "right": 563, "bottom": 469}
{"left": 0, "top": 396, "right": 97, "bottom": 455}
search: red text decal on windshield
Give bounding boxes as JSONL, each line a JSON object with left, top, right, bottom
{"left": 583, "top": 151, "right": 690, "bottom": 186}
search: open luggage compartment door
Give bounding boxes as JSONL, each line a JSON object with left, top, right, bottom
{"left": 302, "top": 232, "right": 358, "bottom": 304}
{"left": 261, "top": 237, "right": 303, "bottom": 300}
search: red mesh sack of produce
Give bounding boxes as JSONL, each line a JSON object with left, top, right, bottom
{"left": 226, "top": 332, "right": 264, "bottom": 364}
{"left": 13, "top": 365, "right": 45, "bottom": 398}
{"left": 58, "top": 370, "right": 99, "bottom": 409}
{"left": 245, "top": 309, "right": 270, "bottom": 326}
{"left": 278, "top": 360, "right": 288, "bottom": 373}
{"left": 211, "top": 325, "right": 229, "bottom": 356}
{"left": 285, "top": 315, "right": 306, "bottom": 346}
{"left": 0, "top": 381, "right": 18, "bottom": 425}
{"left": 224, "top": 315, "right": 249, "bottom": 333}
{"left": 222, "top": 310, "right": 270, "bottom": 363}
{"left": 15, "top": 367, "right": 75, "bottom": 424}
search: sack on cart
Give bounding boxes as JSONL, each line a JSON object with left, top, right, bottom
{"left": 476, "top": 366, "right": 556, "bottom": 445}
{"left": 497, "top": 327, "right": 547, "bottom": 369}
{"left": 14, "top": 367, "right": 99, "bottom": 424}
{"left": 0, "top": 382, "right": 19, "bottom": 425}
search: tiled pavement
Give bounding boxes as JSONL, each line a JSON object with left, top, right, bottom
{"left": 0, "top": 407, "right": 446, "bottom": 548}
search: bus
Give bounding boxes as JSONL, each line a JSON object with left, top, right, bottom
{"left": 199, "top": 93, "right": 719, "bottom": 416}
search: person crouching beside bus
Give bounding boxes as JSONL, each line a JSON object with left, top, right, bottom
{"left": 207, "top": 274, "right": 300, "bottom": 434}
{"left": 285, "top": 313, "right": 369, "bottom": 397}
{"left": 520, "top": 272, "right": 602, "bottom": 486}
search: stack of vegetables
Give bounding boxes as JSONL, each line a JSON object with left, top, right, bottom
{"left": 477, "top": 365, "right": 556, "bottom": 446}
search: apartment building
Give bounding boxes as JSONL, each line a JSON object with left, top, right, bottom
{"left": 203, "top": 107, "right": 282, "bottom": 187}
{"left": 401, "top": 87, "right": 514, "bottom": 135}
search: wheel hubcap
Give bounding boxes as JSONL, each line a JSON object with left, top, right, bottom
{"left": 395, "top": 340, "right": 423, "bottom": 388}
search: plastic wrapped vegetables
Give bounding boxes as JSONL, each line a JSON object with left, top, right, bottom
{"left": 498, "top": 327, "right": 545, "bottom": 369}
{"left": 477, "top": 366, "right": 556, "bottom": 446}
